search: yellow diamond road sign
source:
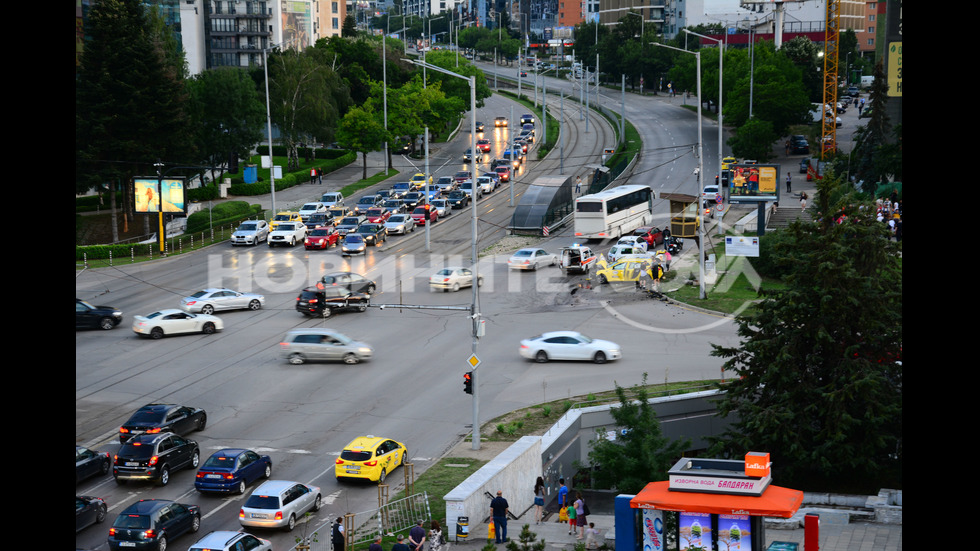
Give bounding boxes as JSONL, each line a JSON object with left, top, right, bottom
{"left": 467, "top": 354, "right": 480, "bottom": 369}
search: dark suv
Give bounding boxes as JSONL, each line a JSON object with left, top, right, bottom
{"left": 788, "top": 135, "right": 810, "bottom": 154}
{"left": 113, "top": 432, "right": 200, "bottom": 486}
{"left": 108, "top": 499, "right": 201, "bottom": 551}
{"left": 296, "top": 286, "right": 370, "bottom": 318}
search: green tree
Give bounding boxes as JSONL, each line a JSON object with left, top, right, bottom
{"left": 710, "top": 173, "right": 902, "bottom": 491}
{"left": 336, "top": 106, "right": 387, "bottom": 180}
{"left": 186, "top": 67, "right": 265, "bottom": 184}
{"left": 585, "top": 374, "right": 690, "bottom": 494}
{"left": 727, "top": 118, "right": 777, "bottom": 161}
{"left": 850, "top": 60, "right": 894, "bottom": 194}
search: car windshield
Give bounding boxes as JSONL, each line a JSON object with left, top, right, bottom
{"left": 278, "top": 224, "right": 295, "bottom": 230}
{"left": 341, "top": 218, "right": 359, "bottom": 225}
{"left": 202, "top": 454, "right": 237, "bottom": 469}
{"left": 389, "top": 215, "right": 406, "bottom": 222}
{"left": 190, "top": 291, "right": 208, "bottom": 298}
{"left": 345, "top": 235, "right": 364, "bottom": 243}
{"left": 436, "top": 269, "right": 456, "bottom": 276}
{"left": 303, "top": 204, "right": 318, "bottom": 210}
{"left": 513, "top": 250, "right": 532, "bottom": 257}
{"left": 244, "top": 495, "right": 281, "bottom": 509}
{"left": 117, "top": 442, "right": 156, "bottom": 459}
{"left": 311, "top": 229, "right": 331, "bottom": 236}
{"left": 274, "top": 214, "right": 291, "bottom": 220}
{"left": 239, "top": 223, "right": 257, "bottom": 231}
{"left": 341, "top": 450, "right": 373, "bottom": 462}
{"left": 112, "top": 514, "right": 151, "bottom": 529}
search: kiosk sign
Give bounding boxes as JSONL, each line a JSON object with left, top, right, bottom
{"left": 728, "top": 164, "right": 779, "bottom": 203}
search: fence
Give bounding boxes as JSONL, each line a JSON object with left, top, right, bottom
{"left": 289, "top": 492, "right": 432, "bottom": 551}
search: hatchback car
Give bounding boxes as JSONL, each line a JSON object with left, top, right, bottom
{"left": 239, "top": 480, "right": 322, "bottom": 531}
{"left": 280, "top": 328, "right": 374, "bottom": 365}
{"left": 519, "top": 331, "right": 622, "bottom": 364}
{"left": 119, "top": 403, "right": 207, "bottom": 443}
{"left": 132, "top": 309, "right": 223, "bottom": 339}
{"left": 476, "top": 138, "right": 492, "bottom": 153}
{"left": 113, "top": 432, "right": 200, "bottom": 486}
{"left": 632, "top": 226, "right": 664, "bottom": 247}
{"left": 335, "top": 436, "right": 408, "bottom": 483}
{"left": 507, "top": 248, "right": 558, "bottom": 271}
{"left": 76, "top": 495, "right": 108, "bottom": 533}
{"left": 188, "top": 531, "right": 273, "bottom": 551}
{"left": 76, "top": 445, "right": 111, "bottom": 484}
{"left": 412, "top": 206, "right": 438, "bottom": 226}
{"left": 108, "top": 499, "right": 201, "bottom": 551}
{"left": 341, "top": 233, "right": 368, "bottom": 255}
{"left": 195, "top": 448, "right": 273, "bottom": 494}
{"left": 76, "top": 298, "right": 123, "bottom": 330}
{"left": 494, "top": 165, "right": 512, "bottom": 182}
{"left": 180, "top": 288, "right": 264, "bottom": 315}
{"left": 429, "top": 267, "right": 483, "bottom": 292}
{"left": 385, "top": 214, "right": 416, "bottom": 235}
{"left": 595, "top": 258, "right": 657, "bottom": 285}
{"left": 305, "top": 226, "right": 340, "bottom": 250}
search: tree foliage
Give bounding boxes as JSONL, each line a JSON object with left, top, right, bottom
{"left": 728, "top": 118, "right": 778, "bottom": 162}
{"left": 586, "top": 374, "right": 691, "bottom": 494}
{"left": 850, "top": 61, "right": 897, "bottom": 194}
{"left": 709, "top": 173, "right": 902, "bottom": 491}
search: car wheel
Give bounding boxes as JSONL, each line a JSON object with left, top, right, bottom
{"left": 366, "top": 284, "right": 376, "bottom": 294}
{"left": 96, "top": 503, "right": 107, "bottom": 524}
{"left": 401, "top": 449, "right": 410, "bottom": 466}
{"left": 201, "top": 304, "right": 215, "bottom": 315}
{"left": 263, "top": 464, "right": 272, "bottom": 478}
{"left": 191, "top": 514, "right": 201, "bottom": 533}
{"left": 357, "top": 303, "right": 367, "bottom": 313}
{"left": 289, "top": 237, "right": 296, "bottom": 246}
{"left": 202, "top": 322, "right": 216, "bottom": 335}
{"left": 190, "top": 450, "right": 200, "bottom": 468}
{"left": 157, "top": 535, "right": 167, "bottom": 551}
{"left": 477, "top": 277, "right": 484, "bottom": 287}
{"left": 150, "top": 327, "right": 164, "bottom": 339}
{"left": 158, "top": 466, "right": 170, "bottom": 486}
{"left": 313, "top": 494, "right": 322, "bottom": 512}
{"left": 535, "top": 351, "right": 548, "bottom": 363}
{"left": 237, "top": 480, "right": 247, "bottom": 495}
{"left": 248, "top": 299, "right": 262, "bottom": 311}
{"left": 100, "top": 457, "right": 111, "bottom": 476}
{"left": 343, "top": 352, "right": 360, "bottom": 365}
{"left": 198, "top": 414, "right": 207, "bottom": 431}
{"left": 286, "top": 514, "right": 297, "bottom": 532}
{"left": 289, "top": 353, "right": 306, "bottom": 365}
{"left": 99, "top": 317, "right": 115, "bottom": 330}
{"left": 321, "top": 307, "right": 332, "bottom": 319}
{"left": 452, "top": 282, "right": 460, "bottom": 292}
{"left": 593, "top": 351, "right": 607, "bottom": 364}
{"left": 598, "top": 275, "right": 608, "bottom": 285}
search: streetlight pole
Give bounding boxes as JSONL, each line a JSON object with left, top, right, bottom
{"left": 684, "top": 29, "right": 723, "bottom": 231}
{"left": 262, "top": 39, "right": 294, "bottom": 216}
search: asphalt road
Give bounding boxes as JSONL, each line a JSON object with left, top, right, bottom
{"left": 76, "top": 82, "right": 739, "bottom": 551}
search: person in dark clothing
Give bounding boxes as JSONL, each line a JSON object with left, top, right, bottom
{"left": 409, "top": 519, "right": 426, "bottom": 551}
{"left": 332, "top": 518, "right": 346, "bottom": 551}
{"left": 490, "top": 490, "right": 510, "bottom": 543}
{"left": 392, "top": 535, "right": 411, "bottom": 551}
{"left": 369, "top": 535, "right": 385, "bottom": 551}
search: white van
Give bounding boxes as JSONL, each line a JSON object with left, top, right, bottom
{"left": 559, "top": 245, "right": 597, "bottom": 274}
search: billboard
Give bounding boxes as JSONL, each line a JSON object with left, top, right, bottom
{"left": 133, "top": 177, "right": 186, "bottom": 214}
{"left": 728, "top": 164, "right": 779, "bottom": 202}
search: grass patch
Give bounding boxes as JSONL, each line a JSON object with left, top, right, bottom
{"left": 339, "top": 168, "right": 399, "bottom": 197}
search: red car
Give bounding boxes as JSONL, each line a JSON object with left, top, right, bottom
{"left": 364, "top": 207, "right": 391, "bottom": 224}
{"left": 632, "top": 226, "right": 664, "bottom": 247}
{"left": 305, "top": 226, "right": 339, "bottom": 250}
{"left": 494, "top": 165, "right": 511, "bottom": 182}
{"left": 454, "top": 171, "right": 472, "bottom": 184}
{"left": 476, "top": 139, "right": 491, "bottom": 153}
{"left": 411, "top": 205, "right": 438, "bottom": 226}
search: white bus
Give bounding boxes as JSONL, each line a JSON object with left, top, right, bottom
{"left": 573, "top": 184, "right": 655, "bottom": 240}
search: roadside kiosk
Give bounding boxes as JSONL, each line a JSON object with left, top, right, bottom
{"left": 620, "top": 453, "right": 804, "bottom": 551}
{"left": 660, "top": 193, "right": 700, "bottom": 240}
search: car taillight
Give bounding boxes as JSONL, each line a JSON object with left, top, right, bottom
{"left": 275, "top": 511, "right": 283, "bottom": 520}
{"left": 145, "top": 529, "right": 157, "bottom": 539}
{"left": 119, "top": 427, "right": 129, "bottom": 435}
{"left": 148, "top": 455, "right": 159, "bottom": 466}
{"left": 146, "top": 427, "right": 161, "bottom": 434}
{"left": 239, "top": 509, "right": 245, "bottom": 519}
{"left": 186, "top": 301, "right": 197, "bottom": 306}
{"left": 335, "top": 458, "right": 345, "bottom": 464}
{"left": 365, "top": 460, "right": 378, "bottom": 466}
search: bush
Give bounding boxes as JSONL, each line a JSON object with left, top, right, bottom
{"left": 186, "top": 201, "right": 259, "bottom": 234}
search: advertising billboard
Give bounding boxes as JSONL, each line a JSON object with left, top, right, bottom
{"left": 718, "top": 514, "right": 752, "bottom": 550}
{"left": 133, "top": 177, "right": 186, "bottom": 214}
{"left": 678, "top": 512, "right": 711, "bottom": 551}
{"left": 728, "top": 164, "right": 779, "bottom": 202}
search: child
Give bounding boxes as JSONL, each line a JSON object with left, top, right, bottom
{"left": 585, "top": 522, "right": 599, "bottom": 549}
{"left": 566, "top": 503, "right": 577, "bottom": 535}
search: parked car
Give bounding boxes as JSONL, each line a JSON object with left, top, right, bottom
{"left": 335, "top": 436, "right": 408, "bottom": 483}
{"left": 507, "top": 248, "right": 558, "bottom": 271}
{"left": 180, "top": 288, "right": 264, "bottom": 314}
{"left": 295, "top": 285, "right": 371, "bottom": 318}
{"left": 113, "top": 432, "right": 200, "bottom": 486}
{"left": 76, "top": 495, "right": 108, "bottom": 533}
{"left": 76, "top": 298, "right": 123, "bottom": 330}
{"left": 632, "top": 226, "right": 665, "bottom": 247}
{"left": 132, "top": 309, "right": 223, "bottom": 339}
{"left": 108, "top": 499, "right": 201, "bottom": 550}
{"left": 384, "top": 213, "right": 416, "bottom": 235}
{"left": 231, "top": 220, "right": 270, "bottom": 246}
{"left": 280, "top": 328, "right": 374, "bottom": 365}
{"left": 305, "top": 226, "right": 340, "bottom": 249}
{"left": 429, "top": 267, "right": 482, "bottom": 292}
{"left": 195, "top": 448, "right": 272, "bottom": 494}
{"left": 788, "top": 135, "right": 810, "bottom": 155}
{"left": 239, "top": 480, "right": 322, "bottom": 531}
{"left": 519, "top": 331, "right": 622, "bottom": 364}
{"left": 76, "top": 445, "right": 111, "bottom": 484}
{"left": 268, "top": 221, "right": 308, "bottom": 247}
{"left": 118, "top": 403, "right": 207, "bottom": 443}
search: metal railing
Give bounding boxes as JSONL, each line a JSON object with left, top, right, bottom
{"left": 290, "top": 492, "right": 432, "bottom": 551}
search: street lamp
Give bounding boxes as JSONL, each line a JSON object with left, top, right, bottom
{"left": 652, "top": 42, "right": 705, "bottom": 300}
{"left": 261, "top": 39, "right": 294, "bottom": 215}
{"left": 684, "top": 28, "right": 724, "bottom": 234}
{"left": 407, "top": 58, "right": 483, "bottom": 450}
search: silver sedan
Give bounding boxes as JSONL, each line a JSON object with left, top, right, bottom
{"left": 384, "top": 214, "right": 416, "bottom": 235}
{"left": 519, "top": 331, "right": 622, "bottom": 364}
{"left": 180, "top": 288, "right": 265, "bottom": 314}
{"left": 507, "top": 248, "right": 558, "bottom": 271}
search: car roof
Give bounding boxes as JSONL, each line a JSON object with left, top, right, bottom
{"left": 208, "top": 448, "right": 248, "bottom": 459}
{"left": 189, "top": 531, "right": 249, "bottom": 548}
{"left": 344, "top": 435, "right": 386, "bottom": 450}
{"left": 536, "top": 331, "right": 583, "bottom": 339}
{"left": 252, "top": 480, "right": 301, "bottom": 495}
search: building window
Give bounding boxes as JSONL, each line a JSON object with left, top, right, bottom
{"left": 332, "top": 1, "right": 338, "bottom": 13}
{"left": 333, "top": 17, "right": 339, "bottom": 29}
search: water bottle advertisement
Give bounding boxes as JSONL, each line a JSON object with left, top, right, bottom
{"left": 641, "top": 508, "right": 664, "bottom": 551}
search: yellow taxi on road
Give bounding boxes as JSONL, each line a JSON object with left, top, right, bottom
{"left": 594, "top": 258, "right": 659, "bottom": 285}
{"left": 721, "top": 156, "right": 737, "bottom": 170}
{"left": 271, "top": 211, "right": 302, "bottom": 231}
{"left": 410, "top": 173, "right": 433, "bottom": 189}
{"left": 335, "top": 436, "right": 408, "bottom": 483}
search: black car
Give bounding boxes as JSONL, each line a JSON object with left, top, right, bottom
{"left": 448, "top": 190, "right": 470, "bottom": 209}
{"left": 119, "top": 403, "right": 207, "bottom": 443}
{"left": 788, "top": 135, "right": 810, "bottom": 155}
{"left": 76, "top": 298, "right": 123, "bottom": 330}
{"left": 113, "top": 432, "right": 200, "bottom": 486}
{"left": 320, "top": 271, "right": 377, "bottom": 294}
{"left": 76, "top": 445, "right": 111, "bottom": 484}
{"left": 520, "top": 113, "right": 535, "bottom": 125}
{"left": 306, "top": 212, "right": 334, "bottom": 228}
{"left": 108, "top": 499, "right": 201, "bottom": 551}
{"left": 475, "top": 121, "right": 485, "bottom": 132}
{"left": 296, "top": 286, "right": 371, "bottom": 318}
{"left": 402, "top": 191, "right": 424, "bottom": 211}
{"left": 357, "top": 223, "right": 388, "bottom": 246}
{"left": 76, "top": 495, "right": 107, "bottom": 533}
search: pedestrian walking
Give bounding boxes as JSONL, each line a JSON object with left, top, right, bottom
{"left": 575, "top": 176, "right": 582, "bottom": 194}
{"left": 428, "top": 521, "right": 445, "bottom": 551}
{"left": 533, "top": 477, "right": 545, "bottom": 524}
{"left": 557, "top": 478, "right": 569, "bottom": 512}
{"left": 800, "top": 191, "right": 808, "bottom": 211}
{"left": 490, "top": 490, "right": 509, "bottom": 544}
{"left": 585, "top": 523, "right": 600, "bottom": 549}
{"left": 574, "top": 492, "right": 588, "bottom": 540}
{"left": 786, "top": 173, "right": 792, "bottom": 193}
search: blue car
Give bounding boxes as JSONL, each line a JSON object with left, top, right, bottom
{"left": 194, "top": 448, "right": 272, "bottom": 494}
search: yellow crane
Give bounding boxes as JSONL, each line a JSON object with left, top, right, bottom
{"left": 821, "top": 0, "right": 840, "bottom": 157}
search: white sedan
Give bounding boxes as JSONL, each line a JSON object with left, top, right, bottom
{"left": 133, "top": 309, "right": 223, "bottom": 339}
{"left": 180, "top": 288, "right": 265, "bottom": 314}
{"left": 615, "top": 236, "right": 648, "bottom": 252}
{"left": 519, "top": 331, "right": 622, "bottom": 364}
{"left": 507, "top": 248, "right": 558, "bottom": 271}
{"left": 429, "top": 267, "right": 483, "bottom": 292}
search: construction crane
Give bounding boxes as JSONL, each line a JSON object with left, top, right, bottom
{"left": 821, "top": 0, "right": 840, "bottom": 157}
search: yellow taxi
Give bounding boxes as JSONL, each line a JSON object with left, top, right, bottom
{"left": 410, "top": 173, "right": 433, "bottom": 189}
{"left": 335, "top": 436, "right": 408, "bottom": 483}
{"left": 270, "top": 211, "right": 302, "bottom": 231}
{"left": 594, "top": 258, "right": 659, "bottom": 284}
{"left": 721, "top": 156, "right": 737, "bottom": 171}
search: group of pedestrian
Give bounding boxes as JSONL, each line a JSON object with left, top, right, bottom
{"left": 367, "top": 519, "right": 445, "bottom": 551}
{"left": 310, "top": 167, "right": 323, "bottom": 184}
{"left": 875, "top": 197, "right": 902, "bottom": 241}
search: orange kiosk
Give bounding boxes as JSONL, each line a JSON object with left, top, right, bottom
{"left": 626, "top": 453, "right": 804, "bottom": 551}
